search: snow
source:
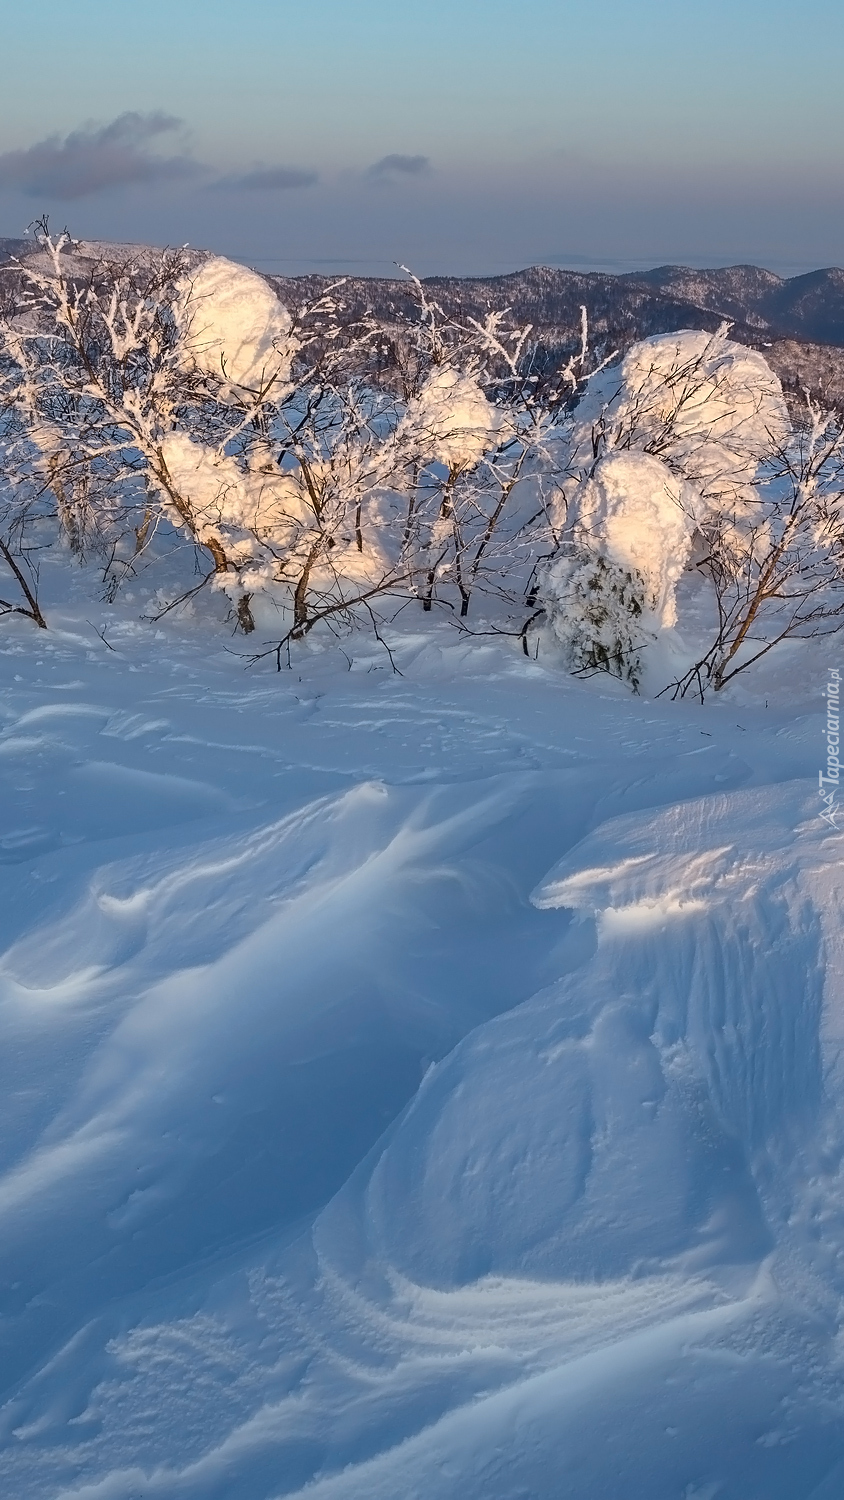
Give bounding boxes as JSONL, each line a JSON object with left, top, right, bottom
{"left": 158, "top": 430, "right": 305, "bottom": 561}
{"left": 178, "top": 257, "right": 297, "bottom": 399}
{"left": 538, "top": 450, "right": 698, "bottom": 685}
{"left": 0, "top": 554, "right": 843, "bottom": 1499}
{"left": 566, "top": 451, "right": 694, "bottom": 627}
{"left": 397, "top": 366, "right": 503, "bottom": 470}
{"left": 572, "top": 326, "right": 791, "bottom": 507}
{"left": 536, "top": 334, "right": 794, "bottom": 690}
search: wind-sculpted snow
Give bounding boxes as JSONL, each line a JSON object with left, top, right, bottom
{"left": 0, "top": 607, "right": 842, "bottom": 1497}
{"left": 247, "top": 785, "right": 841, "bottom": 1500}
{"left": 0, "top": 772, "right": 569, "bottom": 1397}
{"left": 367, "top": 785, "right": 826, "bottom": 1290}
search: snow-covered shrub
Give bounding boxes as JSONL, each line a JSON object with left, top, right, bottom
{"left": 539, "top": 545, "right": 648, "bottom": 688}
{"left": 536, "top": 451, "right": 695, "bottom": 689}
{"left": 383, "top": 290, "right": 583, "bottom": 619}
{"left": 395, "top": 366, "right": 503, "bottom": 473}
{"left": 566, "top": 333, "right": 844, "bottom": 700}
{"left": 0, "top": 230, "right": 383, "bottom": 637}
{"left": 1, "top": 230, "right": 588, "bottom": 649}
{"left": 572, "top": 326, "right": 790, "bottom": 512}
{"left": 13, "top": 226, "right": 840, "bottom": 695}
{"left": 565, "top": 451, "right": 696, "bottom": 628}
{"left": 392, "top": 366, "right": 510, "bottom": 612}
{"left": 667, "top": 396, "right": 844, "bottom": 697}
{"left": 0, "top": 235, "right": 192, "bottom": 609}
{"left": 539, "top": 330, "right": 836, "bottom": 695}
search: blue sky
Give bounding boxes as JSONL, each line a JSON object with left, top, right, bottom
{"left": 1, "top": 0, "right": 842, "bottom": 274}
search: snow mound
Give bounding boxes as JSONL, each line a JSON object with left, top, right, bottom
{"left": 324, "top": 784, "right": 828, "bottom": 1289}
{"left": 178, "top": 257, "right": 297, "bottom": 399}
{"left": 256, "top": 782, "right": 844, "bottom": 1496}
{"left": 0, "top": 588, "right": 842, "bottom": 1499}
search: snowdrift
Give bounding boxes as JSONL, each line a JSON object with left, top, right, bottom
{"left": 0, "top": 594, "right": 842, "bottom": 1498}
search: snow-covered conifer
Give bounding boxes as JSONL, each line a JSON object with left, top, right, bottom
{"left": 539, "top": 545, "right": 648, "bottom": 688}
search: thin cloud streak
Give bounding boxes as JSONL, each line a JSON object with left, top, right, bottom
{"left": 0, "top": 113, "right": 198, "bottom": 200}
{"left": 367, "top": 154, "right": 430, "bottom": 178}
{"left": 210, "top": 166, "right": 318, "bottom": 192}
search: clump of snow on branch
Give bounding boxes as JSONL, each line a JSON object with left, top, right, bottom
{"left": 157, "top": 431, "right": 303, "bottom": 547}
{"left": 177, "top": 257, "right": 298, "bottom": 402}
{"left": 397, "top": 366, "right": 503, "bottom": 471}
{"left": 569, "top": 452, "right": 696, "bottom": 628}
{"left": 573, "top": 326, "right": 791, "bottom": 507}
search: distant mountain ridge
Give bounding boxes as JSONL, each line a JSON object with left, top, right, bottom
{"left": 267, "top": 260, "right": 844, "bottom": 409}
{"left": 266, "top": 261, "right": 844, "bottom": 350}
{"left": 4, "top": 237, "right": 844, "bottom": 405}
{"left": 626, "top": 264, "right": 844, "bottom": 345}
{"left": 3, "top": 237, "right": 844, "bottom": 346}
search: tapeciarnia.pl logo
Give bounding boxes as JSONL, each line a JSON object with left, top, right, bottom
{"left": 820, "top": 668, "right": 841, "bottom": 828}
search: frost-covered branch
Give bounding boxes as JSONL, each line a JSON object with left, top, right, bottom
{"left": 665, "top": 396, "right": 844, "bottom": 697}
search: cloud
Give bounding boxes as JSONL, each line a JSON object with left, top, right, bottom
{"left": 0, "top": 113, "right": 198, "bottom": 200}
{"left": 367, "top": 154, "right": 431, "bottom": 179}
{"left": 211, "top": 165, "right": 318, "bottom": 192}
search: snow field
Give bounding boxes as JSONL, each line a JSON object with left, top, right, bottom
{"left": 0, "top": 582, "right": 842, "bottom": 1497}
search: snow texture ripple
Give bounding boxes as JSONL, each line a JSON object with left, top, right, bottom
{"left": 0, "top": 597, "right": 842, "bottom": 1498}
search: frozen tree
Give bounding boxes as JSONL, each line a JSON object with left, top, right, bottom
{"left": 535, "top": 452, "right": 695, "bottom": 687}
{"left": 666, "top": 396, "right": 844, "bottom": 698}
{"left": 560, "top": 451, "right": 696, "bottom": 628}
{"left": 0, "top": 228, "right": 395, "bottom": 636}
{"left": 530, "top": 328, "right": 799, "bottom": 689}
{"left": 395, "top": 362, "right": 509, "bottom": 612}
{"left": 15, "top": 228, "right": 785, "bottom": 686}
{"left": 386, "top": 281, "right": 600, "bottom": 622}
{"left": 0, "top": 231, "right": 238, "bottom": 603}
{"left": 538, "top": 546, "right": 648, "bottom": 687}
{"left": 572, "top": 326, "right": 790, "bottom": 511}
{"left": 0, "top": 237, "right": 611, "bottom": 658}
{"left": 0, "top": 331, "right": 48, "bottom": 626}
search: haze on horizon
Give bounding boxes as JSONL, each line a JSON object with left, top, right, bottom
{"left": 1, "top": 0, "right": 842, "bottom": 278}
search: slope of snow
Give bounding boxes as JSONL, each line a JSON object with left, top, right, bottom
{"left": 0, "top": 566, "right": 842, "bottom": 1498}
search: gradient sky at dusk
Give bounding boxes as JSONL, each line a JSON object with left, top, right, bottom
{"left": 1, "top": 0, "right": 842, "bottom": 275}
